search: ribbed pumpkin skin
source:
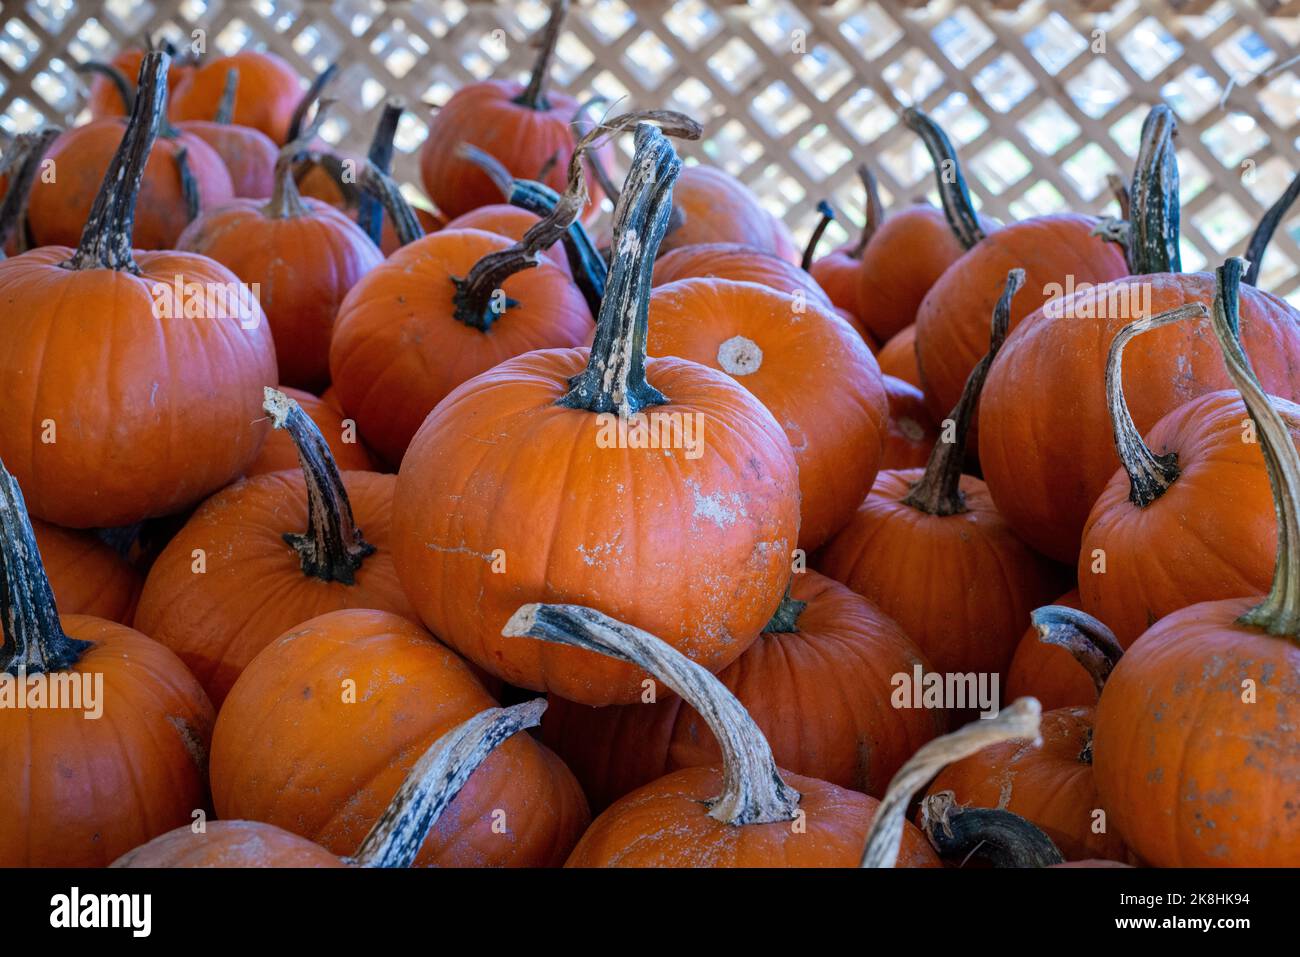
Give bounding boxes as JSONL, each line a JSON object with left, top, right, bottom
{"left": 1080, "top": 391, "right": 1300, "bottom": 647}
{"left": 880, "top": 375, "right": 936, "bottom": 471}
{"left": 925, "top": 706, "right": 1129, "bottom": 862}
{"left": 653, "top": 242, "right": 833, "bottom": 308}
{"left": 542, "top": 571, "right": 942, "bottom": 810}
{"left": 656, "top": 166, "right": 799, "bottom": 263}
{"left": 0, "top": 616, "right": 214, "bottom": 867}
{"left": 916, "top": 213, "right": 1128, "bottom": 426}
{"left": 329, "top": 228, "right": 592, "bottom": 467}
{"left": 211, "top": 610, "right": 590, "bottom": 867}
{"left": 876, "top": 324, "right": 921, "bottom": 388}
{"left": 392, "top": 348, "right": 800, "bottom": 706}
{"left": 444, "top": 204, "right": 572, "bottom": 276}
{"left": 980, "top": 273, "right": 1300, "bottom": 563}
{"left": 565, "top": 766, "right": 941, "bottom": 867}
{"left": 419, "top": 80, "right": 607, "bottom": 221}
{"left": 30, "top": 518, "right": 142, "bottom": 624}
{"left": 245, "top": 386, "right": 376, "bottom": 476}
{"left": 818, "top": 469, "right": 1066, "bottom": 680}
{"left": 170, "top": 51, "right": 302, "bottom": 143}
{"left": 1004, "top": 590, "right": 1099, "bottom": 711}
{"left": 181, "top": 120, "right": 279, "bottom": 198}
{"left": 646, "top": 278, "right": 887, "bottom": 549}
{"left": 177, "top": 197, "right": 382, "bottom": 392}
{"left": 0, "top": 248, "right": 277, "bottom": 528}
{"left": 113, "top": 821, "right": 345, "bottom": 868}
{"left": 1093, "top": 599, "right": 1300, "bottom": 867}
{"left": 28, "top": 122, "right": 234, "bottom": 250}
{"left": 134, "top": 470, "right": 412, "bottom": 707}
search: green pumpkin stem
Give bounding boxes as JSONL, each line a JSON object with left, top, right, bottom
{"left": 358, "top": 99, "right": 403, "bottom": 247}
{"left": 1105, "top": 301, "right": 1210, "bottom": 507}
{"left": 266, "top": 100, "right": 334, "bottom": 220}
{"left": 214, "top": 68, "right": 238, "bottom": 124}
{"left": 349, "top": 700, "right": 546, "bottom": 867}
{"left": 1031, "top": 605, "right": 1124, "bottom": 699}
{"left": 285, "top": 62, "right": 338, "bottom": 146}
{"left": 903, "top": 268, "right": 1023, "bottom": 516}
{"left": 263, "top": 388, "right": 375, "bottom": 585}
{"left": 851, "top": 164, "right": 884, "bottom": 258}
{"left": 504, "top": 602, "right": 802, "bottom": 825}
{"left": 1126, "top": 105, "right": 1181, "bottom": 276}
{"left": 919, "top": 792, "right": 1065, "bottom": 868}
{"left": 0, "top": 459, "right": 92, "bottom": 675}
{"left": 63, "top": 50, "right": 169, "bottom": 273}
{"left": 901, "top": 107, "right": 986, "bottom": 251}
{"left": 762, "top": 584, "right": 806, "bottom": 634}
{"left": 1243, "top": 171, "right": 1300, "bottom": 288}
{"left": 513, "top": 0, "right": 568, "bottom": 111}
{"left": 74, "top": 61, "right": 136, "bottom": 113}
{"left": 0, "top": 128, "right": 59, "bottom": 255}
{"left": 1209, "top": 258, "right": 1300, "bottom": 637}
{"left": 800, "top": 200, "right": 836, "bottom": 271}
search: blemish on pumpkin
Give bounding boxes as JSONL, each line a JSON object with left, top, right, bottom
{"left": 687, "top": 482, "right": 745, "bottom": 529}
{"left": 167, "top": 714, "right": 209, "bottom": 774}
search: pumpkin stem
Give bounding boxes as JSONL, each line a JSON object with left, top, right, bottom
{"left": 1107, "top": 172, "right": 1131, "bottom": 220}
{"left": 349, "top": 700, "right": 546, "bottom": 868}
{"left": 1126, "top": 105, "right": 1181, "bottom": 276}
{"left": 0, "top": 128, "right": 59, "bottom": 255}
{"left": 1209, "top": 258, "right": 1300, "bottom": 638}
{"left": 265, "top": 100, "right": 334, "bottom": 220}
{"left": 901, "top": 107, "right": 986, "bottom": 250}
{"left": 358, "top": 99, "right": 403, "bottom": 247}
{"left": 173, "top": 145, "right": 200, "bottom": 223}
{"left": 861, "top": 697, "right": 1041, "bottom": 868}
{"left": 504, "top": 603, "right": 802, "bottom": 825}
{"left": 285, "top": 62, "right": 338, "bottom": 146}
{"left": 0, "top": 459, "right": 92, "bottom": 675}
{"left": 902, "top": 268, "right": 1023, "bottom": 516}
{"left": 762, "top": 584, "right": 806, "bottom": 634}
{"left": 573, "top": 97, "right": 622, "bottom": 206}
{"left": 263, "top": 387, "right": 375, "bottom": 585}
{"left": 800, "top": 200, "right": 836, "bottom": 271}
{"left": 62, "top": 50, "right": 169, "bottom": 274}
{"left": 1243, "top": 170, "right": 1300, "bottom": 287}
{"left": 1105, "top": 301, "right": 1209, "bottom": 508}
{"left": 214, "top": 68, "right": 238, "bottom": 123}
{"left": 919, "top": 792, "right": 1065, "bottom": 868}
{"left": 1031, "top": 605, "right": 1124, "bottom": 699}
{"left": 74, "top": 60, "right": 135, "bottom": 113}
{"left": 850, "top": 163, "right": 884, "bottom": 258}
{"left": 513, "top": 0, "right": 568, "bottom": 111}
{"left": 355, "top": 159, "right": 425, "bottom": 248}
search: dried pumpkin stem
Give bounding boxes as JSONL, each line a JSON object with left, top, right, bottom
{"left": 851, "top": 163, "right": 884, "bottom": 258}
{"left": 214, "top": 68, "right": 238, "bottom": 123}
{"left": 263, "top": 387, "right": 375, "bottom": 585}
{"left": 0, "top": 128, "right": 59, "bottom": 254}
{"left": 573, "top": 97, "right": 623, "bottom": 206}
{"left": 762, "top": 584, "right": 806, "bottom": 634}
{"left": 1243, "top": 171, "right": 1300, "bottom": 287}
{"left": 63, "top": 50, "right": 169, "bottom": 273}
{"left": 356, "top": 159, "right": 424, "bottom": 247}
{"left": 504, "top": 603, "right": 802, "bottom": 825}
{"left": 358, "top": 99, "right": 403, "bottom": 247}
{"left": 800, "top": 200, "right": 836, "bottom": 271}
{"left": 0, "top": 459, "right": 92, "bottom": 675}
{"left": 1105, "top": 301, "right": 1209, "bottom": 507}
{"left": 919, "top": 792, "right": 1065, "bottom": 868}
{"left": 903, "top": 268, "right": 1023, "bottom": 515}
{"left": 285, "top": 62, "right": 338, "bottom": 146}
{"left": 513, "top": 0, "right": 568, "bottom": 111}
{"left": 173, "top": 145, "right": 200, "bottom": 222}
{"left": 1031, "top": 605, "right": 1124, "bottom": 699}
{"left": 1210, "top": 258, "right": 1300, "bottom": 638}
{"left": 349, "top": 700, "right": 546, "bottom": 868}
{"left": 1107, "top": 172, "right": 1131, "bottom": 220}
{"left": 74, "top": 61, "right": 135, "bottom": 113}
{"left": 861, "top": 697, "right": 1042, "bottom": 868}
{"left": 902, "top": 107, "right": 986, "bottom": 250}
{"left": 1126, "top": 105, "right": 1181, "bottom": 276}
{"left": 266, "top": 100, "right": 334, "bottom": 220}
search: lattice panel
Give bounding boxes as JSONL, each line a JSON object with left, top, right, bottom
{"left": 2, "top": 0, "right": 1298, "bottom": 301}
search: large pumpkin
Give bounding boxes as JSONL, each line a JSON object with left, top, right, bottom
{"left": 0, "top": 52, "right": 276, "bottom": 528}
{"left": 170, "top": 50, "right": 302, "bottom": 143}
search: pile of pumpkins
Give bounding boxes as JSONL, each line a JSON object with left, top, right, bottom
{"left": 1, "top": 0, "right": 1297, "bottom": 869}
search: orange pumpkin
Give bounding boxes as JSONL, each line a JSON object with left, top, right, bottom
{"left": 245, "top": 386, "right": 375, "bottom": 476}
{"left": 880, "top": 374, "right": 937, "bottom": 471}
{"left": 805, "top": 176, "right": 875, "bottom": 321}
{"left": 30, "top": 519, "right": 142, "bottom": 624}
{"left": 1005, "top": 590, "right": 1099, "bottom": 711}
{"left": 445, "top": 204, "right": 572, "bottom": 277}
{"left": 79, "top": 45, "right": 195, "bottom": 121}
{"left": 876, "top": 324, "right": 921, "bottom": 388}
{"left": 656, "top": 164, "right": 799, "bottom": 263}
{"left": 170, "top": 50, "right": 302, "bottom": 143}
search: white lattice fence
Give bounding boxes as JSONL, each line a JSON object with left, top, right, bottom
{"left": 2, "top": 0, "right": 1298, "bottom": 300}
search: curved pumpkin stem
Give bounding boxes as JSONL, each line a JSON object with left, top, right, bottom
{"left": 63, "top": 50, "right": 169, "bottom": 273}
{"left": 1105, "top": 301, "right": 1209, "bottom": 507}
{"left": 1031, "top": 605, "right": 1124, "bottom": 699}
{"left": 572, "top": 97, "right": 622, "bottom": 207}
{"left": 74, "top": 60, "right": 135, "bottom": 113}
{"left": 513, "top": 0, "right": 568, "bottom": 111}
{"left": 505, "top": 603, "right": 801, "bottom": 825}
{"left": 357, "top": 99, "right": 403, "bottom": 247}
{"left": 266, "top": 100, "right": 334, "bottom": 220}
{"left": 1106, "top": 172, "right": 1131, "bottom": 220}
{"left": 0, "top": 128, "right": 59, "bottom": 255}
{"left": 1210, "top": 258, "right": 1300, "bottom": 638}
{"left": 263, "top": 388, "right": 375, "bottom": 585}
{"left": 851, "top": 163, "right": 884, "bottom": 258}
{"left": 0, "top": 459, "right": 93, "bottom": 675}
{"left": 800, "top": 200, "right": 836, "bottom": 272}
{"left": 349, "top": 700, "right": 546, "bottom": 868}
{"left": 355, "top": 159, "right": 424, "bottom": 248}
{"left": 901, "top": 107, "right": 985, "bottom": 251}
{"left": 919, "top": 792, "right": 1065, "bottom": 868}
{"left": 861, "top": 697, "right": 1042, "bottom": 868}
{"left": 903, "top": 268, "right": 1023, "bottom": 515}
{"left": 214, "top": 68, "right": 238, "bottom": 124}
{"left": 1126, "top": 105, "right": 1181, "bottom": 276}
{"left": 1243, "top": 170, "right": 1300, "bottom": 288}
{"left": 285, "top": 62, "right": 338, "bottom": 146}
{"left": 762, "top": 584, "right": 806, "bottom": 634}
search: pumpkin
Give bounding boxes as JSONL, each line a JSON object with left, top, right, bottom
{"left": 418, "top": 0, "right": 610, "bottom": 221}
{"left": 170, "top": 50, "right": 302, "bottom": 143}
{"left": 245, "top": 386, "right": 375, "bottom": 476}
{"left": 1005, "top": 589, "right": 1100, "bottom": 711}
{"left": 114, "top": 700, "right": 545, "bottom": 868}
{"left": 1079, "top": 304, "right": 1300, "bottom": 646}
{"left": 392, "top": 123, "right": 799, "bottom": 706}
{"left": 178, "top": 69, "right": 279, "bottom": 198}
{"left": 0, "top": 128, "right": 59, "bottom": 256}
{"left": 656, "top": 163, "right": 799, "bottom": 263}
{"left": 880, "top": 374, "right": 938, "bottom": 471}
{"left": 0, "top": 52, "right": 276, "bottom": 528}
{"left": 177, "top": 104, "right": 383, "bottom": 392}
{"left": 1092, "top": 258, "right": 1300, "bottom": 867}
{"left": 0, "top": 459, "right": 214, "bottom": 867}
{"left": 918, "top": 794, "right": 1065, "bottom": 867}
{"left": 134, "top": 388, "right": 414, "bottom": 706}
{"left": 979, "top": 107, "right": 1300, "bottom": 562}
{"left": 79, "top": 44, "right": 196, "bottom": 121}
{"left": 804, "top": 172, "right": 876, "bottom": 321}
{"left": 906, "top": 107, "right": 1128, "bottom": 427}
{"left": 646, "top": 276, "right": 887, "bottom": 549}
{"left": 876, "top": 323, "right": 921, "bottom": 388}
{"left": 444, "top": 204, "right": 573, "bottom": 277}
{"left": 30, "top": 518, "right": 142, "bottom": 624}
{"left": 653, "top": 240, "right": 836, "bottom": 308}
{"left": 506, "top": 602, "right": 943, "bottom": 867}
{"left": 541, "top": 570, "right": 941, "bottom": 810}
{"left": 211, "top": 608, "right": 589, "bottom": 866}
{"left": 819, "top": 270, "right": 1065, "bottom": 689}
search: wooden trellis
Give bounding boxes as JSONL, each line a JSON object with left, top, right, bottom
{"left": 2, "top": 0, "right": 1298, "bottom": 301}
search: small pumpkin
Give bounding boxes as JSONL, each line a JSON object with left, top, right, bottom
{"left": 170, "top": 50, "right": 302, "bottom": 143}
{"left": 653, "top": 240, "right": 836, "bottom": 309}
{"left": 804, "top": 175, "right": 875, "bottom": 320}
{"left": 30, "top": 518, "right": 142, "bottom": 624}
{"left": 444, "top": 204, "right": 573, "bottom": 277}
{"left": 876, "top": 323, "right": 921, "bottom": 388}
{"left": 656, "top": 163, "right": 799, "bottom": 263}
{"left": 177, "top": 69, "right": 279, "bottom": 198}
{"left": 79, "top": 44, "right": 196, "bottom": 121}
{"left": 245, "top": 386, "right": 375, "bottom": 476}
{"left": 880, "top": 374, "right": 938, "bottom": 471}
{"left": 1005, "top": 589, "right": 1100, "bottom": 711}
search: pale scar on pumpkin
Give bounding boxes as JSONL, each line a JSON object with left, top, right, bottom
{"left": 167, "top": 714, "right": 209, "bottom": 773}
